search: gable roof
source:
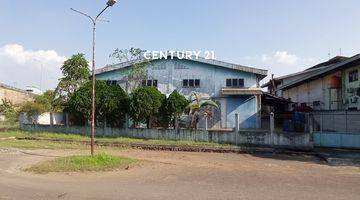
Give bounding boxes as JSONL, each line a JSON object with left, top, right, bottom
{"left": 95, "top": 55, "right": 268, "bottom": 78}
{"left": 261, "top": 56, "right": 351, "bottom": 88}
{"left": 278, "top": 54, "right": 360, "bottom": 90}
{"left": 305, "top": 56, "right": 348, "bottom": 70}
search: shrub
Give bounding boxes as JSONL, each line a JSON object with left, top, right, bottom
{"left": 129, "top": 86, "right": 164, "bottom": 128}
{"left": 65, "top": 81, "right": 129, "bottom": 127}
{"left": 158, "top": 90, "right": 188, "bottom": 128}
{"left": 19, "top": 101, "right": 47, "bottom": 123}
{"left": 0, "top": 99, "right": 18, "bottom": 123}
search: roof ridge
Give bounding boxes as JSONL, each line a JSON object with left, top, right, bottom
{"left": 95, "top": 55, "right": 267, "bottom": 77}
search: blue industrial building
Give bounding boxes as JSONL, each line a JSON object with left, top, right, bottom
{"left": 95, "top": 55, "right": 267, "bottom": 129}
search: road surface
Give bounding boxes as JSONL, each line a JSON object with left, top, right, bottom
{"left": 0, "top": 148, "right": 359, "bottom": 200}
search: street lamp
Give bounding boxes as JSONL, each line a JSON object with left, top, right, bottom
{"left": 33, "top": 59, "right": 44, "bottom": 92}
{"left": 71, "top": 0, "right": 117, "bottom": 156}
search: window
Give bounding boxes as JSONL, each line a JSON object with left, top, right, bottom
{"left": 142, "top": 79, "right": 158, "bottom": 87}
{"left": 349, "top": 70, "right": 358, "bottom": 82}
{"left": 182, "top": 79, "right": 200, "bottom": 88}
{"left": 226, "top": 79, "right": 245, "bottom": 88}
{"left": 226, "top": 79, "right": 232, "bottom": 87}
{"left": 153, "top": 80, "right": 158, "bottom": 88}
{"left": 189, "top": 79, "right": 194, "bottom": 87}
{"left": 106, "top": 80, "right": 118, "bottom": 86}
{"left": 232, "top": 79, "right": 238, "bottom": 87}
{"left": 238, "top": 79, "right": 244, "bottom": 87}
{"left": 195, "top": 79, "right": 200, "bottom": 87}
{"left": 183, "top": 79, "right": 189, "bottom": 87}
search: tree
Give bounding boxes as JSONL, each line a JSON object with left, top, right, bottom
{"left": 158, "top": 90, "right": 188, "bottom": 128}
{"left": 35, "top": 90, "right": 63, "bottom": 112}
{"left": 19, "top": 101, "right": 46, "bottom": 124}
{"left": 129, "top": 86, "right": 164, "bottom": 128}
{"left": 102, "top": 84, "right": 129, "bottom": 127}
{"left": 56, "top": 53, "right": 90, "bottom": 101}
{"left": 0, "top": 99, "right": 17, "bottom": 123}
{"left": 110, "top": 48, "right": 151, "bottom": 92}
{"left": 65, "top": 80, "right": 128, "bottom": 127}
{"left": 187, "top": 93, "right": 219, "bottom": 130}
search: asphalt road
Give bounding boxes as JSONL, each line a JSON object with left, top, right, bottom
{"left": 0, "top": 148, "right": 359, "bottom": 200}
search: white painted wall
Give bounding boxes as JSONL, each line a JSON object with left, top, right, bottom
{"left": 19, "top": 112, "right": 65, "bottom": 125}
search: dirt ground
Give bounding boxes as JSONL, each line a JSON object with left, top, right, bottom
{"left": 0, "top": 148, "right": 359, "bottom": 200}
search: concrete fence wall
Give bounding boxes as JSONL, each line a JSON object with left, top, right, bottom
{"left": 19, "top": 112, "right": 65, "bottom": 125}
{"left": 20, "top": 124, "right": 313, "bottom": 149}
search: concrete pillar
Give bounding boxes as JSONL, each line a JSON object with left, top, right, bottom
{"left": 65, "top": 113, "right": 69, "bottom": 127}
{"left": 235, "top": 113, "right": 239, "bottom": 132}
{"left": 270, "top": 112, "right": 275, "bottom": 145}
{"left": 270, "top": 112, "right": 274, "bottom": 134}
{"left": 255, "top": 94, "right": 262, "bottom": 129}
{"left": 125, "top": 114, "right": 129, "bottom": 130}
{"left": 50, "top": 112, "right": 54, "bottom": 127}
{"left": 205, "top": 117, "right": 208, "bottom": 131}
{"left": 174, "top": 116, "right": 179, "bottom": 133}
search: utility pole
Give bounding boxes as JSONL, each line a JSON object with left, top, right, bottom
{"left": 70, "top": 0, "right": 117, "bottom": 156}
{"left": 33, "top": 59, "right": 44, "bottom": 92}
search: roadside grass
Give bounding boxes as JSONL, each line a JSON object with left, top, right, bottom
{"left": 0, "top": 122, "right": 19, "bottom": 132}
{"left": 25, "top": 152, "right": 137, "bottom": 174}
{"left": 0, "top": 139, "right": 86, "bottom": 150}
{"left": 0, "top": 130, "right": 236, "bottom": 149}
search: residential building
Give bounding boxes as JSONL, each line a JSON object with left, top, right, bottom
{"left": 262, "top": 55, "right": 360, "bottom": 111}
{"left": 95, "top": 56, "right": 267, "bottom": 129}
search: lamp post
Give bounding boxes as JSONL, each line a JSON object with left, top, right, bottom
{"left": 33, "top": 59, "right": 44, "bottom": 92}
{"left": 71, "top": 0, "right": 117, "bottom": 156}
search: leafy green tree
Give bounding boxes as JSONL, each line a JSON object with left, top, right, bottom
{"left": 56, "top": 53, "right": 90, "bottom": 101}
{"left": 0, "top": 99, "right": 17, "bottom": 123}
{"left": 66, "top": 81, "right": 128, "bottom": 127}
{"left": 129, "top": 86, "right": 164, "bottom": 128}
{"left": 19, "top": 101, "right": 46, "bottom": 123}
{"left": 35, "top": 90, "right": 63, "bottom": 112}
{"left": 17, "top": 91, "right": 64, "bottom": 124}
{"left": 102, "top": 85, "right": 129, "bottom": 127}
{"left": 110, "top": 48, "right": 151, "bottom": 92}
{"left": 187, "top": 93, "right": 219, "bottom": 130}
{"left": 158, "top": 90, "right": 188, "bottom": 128}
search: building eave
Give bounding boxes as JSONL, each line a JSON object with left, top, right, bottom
{"left": 221, "top": 87, "right": 263, "bottom": 95}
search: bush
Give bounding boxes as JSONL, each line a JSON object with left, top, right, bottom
{"left": 19, "top": 101, "right": 47, "bottom": 123}
{"left": 65, "top": 81, "right": 129, "bottom": 127}
{"left": 0, "top": 99, "right": 18, "bottom": 123}
{"left": 158, "top": 90, "right": 188, "bottom": 128}
{"left": 129, "top": 86, "right": 164, "bottom": 128}
{"left": 35, "top": 90, "right": 63, "bottom": 112}
{"left": 103, "top": 84, "right": 129, "bottom": 127}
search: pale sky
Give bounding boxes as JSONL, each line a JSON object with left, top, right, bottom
{"left": 1, "top": 0, "right": 360, "bottom": 90}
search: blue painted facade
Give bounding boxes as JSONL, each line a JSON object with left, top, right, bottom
{"left": 96, "top": 58, "right": 266, "bottom": 129}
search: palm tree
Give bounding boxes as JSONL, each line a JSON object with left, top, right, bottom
{"left": 187, "top": 93, "right": 219, "bottom": 130}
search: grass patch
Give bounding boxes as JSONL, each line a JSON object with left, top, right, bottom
{"left": 0, "top": 139, "right": 86, "bottom": 150}
{"left": 26, "top": 152, "right": 137, "bottom": 174}
{"left": 0, "top": 130, "right": 236, "bottom": 149}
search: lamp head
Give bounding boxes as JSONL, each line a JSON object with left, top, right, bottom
{"left": 107, "top": 0, "right": 117, "bottom": 6}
